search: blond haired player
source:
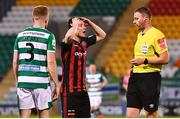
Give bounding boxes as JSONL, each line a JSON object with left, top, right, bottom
{"left": 13, "top": 5, "right": 60, "bottom": 118}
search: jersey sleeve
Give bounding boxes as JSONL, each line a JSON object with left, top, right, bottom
{"left": 154, "top": 32, "right": 168, "bottom": 55}
{"left": 14, "top": 36, "right": 19, "bottom": 52}
{"left": 85, "top": 35, "right": 96, "bottom": 48}
{"left": 48, "top": 34, "right": 56, "bottom": 53}
{"left": 60, "top": 40, "right": 71, "bottom": 53}
{"left": 100, "top": 74, "right": 107, "bottom": 82}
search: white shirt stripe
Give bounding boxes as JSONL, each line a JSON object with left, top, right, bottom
{"left": 88, "top": 92, "right": 102, "bottom": 96}
{"left": 18, "top": 42, "right": 47, "bottom": 50}
{"left": 18, "top": 76, "right": 50, "bottom": 83}
{"left": 18, "top": 31, "right": 50, "bottom": 39}
{"left": 19, "top": 53, "right": 46, "bottom": 61}
{"left": 47, "top": 50, "right": 55, "bottom": 53}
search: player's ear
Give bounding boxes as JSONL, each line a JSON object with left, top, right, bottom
{"left": 144, "top": 15, "right": 149, "bottom": 21}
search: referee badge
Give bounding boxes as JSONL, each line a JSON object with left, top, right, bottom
{"left": 142, "top": 44, "right": 148, "bottom": 54}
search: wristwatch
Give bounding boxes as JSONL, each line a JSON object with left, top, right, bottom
{"left": 144, "top": 58, "right": 148, "bottom": 64}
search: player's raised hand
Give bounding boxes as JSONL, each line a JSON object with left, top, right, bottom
{"left": 79, "top": 17, "right": 90, "bottom": 27}
{"left": 71, "top": 17, "right": 81, "bottom": 27}
{"left": 64, "top": 27, "right": 75, "bottom": 43}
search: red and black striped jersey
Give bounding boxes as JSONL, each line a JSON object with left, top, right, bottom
{"left": 60, "top": 35, "right": 96, "bottom": 94}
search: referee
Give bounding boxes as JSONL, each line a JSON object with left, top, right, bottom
{"left": 126, "top": 7, "right": 169, "bottom": 118}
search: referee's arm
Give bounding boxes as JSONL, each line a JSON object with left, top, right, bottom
{"left": 130, "top": 51, "right": 169, "bottom": 66}
{"left": 146, "top": 51, "right": 169, "bottom": 65}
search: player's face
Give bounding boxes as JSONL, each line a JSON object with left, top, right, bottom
{"left": 89, "top": 65, "right": 96, "bottom": 74}
{"left": 78, "top": 20, "right": 86, "bottom": 37}
{"left": 133, "top": 12, "right": 145, "bottom": 30}
{"left": 71, "top": 17, "right": 86, "bottom": 37}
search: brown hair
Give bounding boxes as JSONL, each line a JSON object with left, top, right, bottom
{"left": 32, "top": 5, "right": 49, "bottom": 18}
{"left": 68, "top": 17, "right": 73, "bottom": 29}
{"left": 134, "top": 7, "right": 152, "bottom": 18}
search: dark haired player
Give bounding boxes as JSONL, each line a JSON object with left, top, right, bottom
{"left": 60, "top": 17, "right": 106, "bottom": 118}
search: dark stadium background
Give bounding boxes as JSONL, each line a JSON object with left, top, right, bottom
{"left": 0, "top": 0, "right": 180, "bottom": 117}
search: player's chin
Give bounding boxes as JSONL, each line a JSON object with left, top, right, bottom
{"left": 134, "top": 25, "right": 141, "bottom": 30}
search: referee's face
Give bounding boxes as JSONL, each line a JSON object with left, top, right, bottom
{"left": 133, "top": 12, "right": 145, "bottom": 31}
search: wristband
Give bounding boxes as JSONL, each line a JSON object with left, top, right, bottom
{"left": 144, "top": 58, "right": 148, "bottom": 64}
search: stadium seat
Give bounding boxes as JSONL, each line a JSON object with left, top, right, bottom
{"left": 0, "top": 35, "right": 16, "bottom": 78}
{"left": 148, "top": 0, "right": 180, "bottom": 15}
{"left": 0, "top": 6, "right": 73, "bottom": 35}
{"left": 16, "top": 0, "right": 79, "bottom": 6}
{"left": 105, "top": 15, "right": 180, "bottom": 76}
{"left": 70, "top": 0, "right": 131, "bottom": 16}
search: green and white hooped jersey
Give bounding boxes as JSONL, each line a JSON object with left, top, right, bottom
{"left": 14, "top": 27, "right": 56, "bottom": 89}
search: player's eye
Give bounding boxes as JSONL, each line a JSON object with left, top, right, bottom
{"left": 78, "top": 24, "right": 82, "bottom": 27}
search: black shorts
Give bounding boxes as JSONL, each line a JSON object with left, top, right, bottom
{"left": 61, "top": 91, "right": 91, "bottom": 118}
{"left": 127, "top": 72, "right": 161, "bottom": 113}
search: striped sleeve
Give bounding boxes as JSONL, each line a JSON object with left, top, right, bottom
{"left": 48, "top": 34, "right": 56, "bottom": 52}
{"left": 100, "top": 74, "right": 107, "bottom": 82}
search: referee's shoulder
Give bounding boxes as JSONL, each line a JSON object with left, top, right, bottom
{"left": 152, "top": 27, "right": 164, "bottom": 35}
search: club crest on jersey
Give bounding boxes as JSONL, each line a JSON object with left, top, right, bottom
{"left": 142, "top": 44, "right": 148, "bottom": 54}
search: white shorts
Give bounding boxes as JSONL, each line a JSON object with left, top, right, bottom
{"left": 89, "top": 96, "right": 102, "bottom": 108}
{"left": 17, "top": 87, "right": 52, "bottom": 110}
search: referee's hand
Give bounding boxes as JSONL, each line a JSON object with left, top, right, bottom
{"left": 130, "top": 58, "right": 144, "bottom": 66}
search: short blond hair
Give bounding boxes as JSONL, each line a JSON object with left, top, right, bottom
{"left": 32, "top": 5, "right": 49, "bottom": 18}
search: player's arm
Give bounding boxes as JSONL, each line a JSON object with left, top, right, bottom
{"left": 100, "top": 75, "right": 108, "bottom": 89}
{"left": 80, "top": 17, "right": 106, "bottom": 41}
{"left": 63, "top": 27, "right": 75, "bottom": 44}
{"left": 101, "top": 79, "right": 108, "bottom": 89}
{"left": 63, "top": 18, "right": 80, "bottom": 44}
{"left": 48, "top": 34, "right": 60, "bottom": 101}
{"left": 12, "top": 50, "right": 19, "bottom": 82}
{"left": 47, "top": 52, "right": 61, "bottom": 100}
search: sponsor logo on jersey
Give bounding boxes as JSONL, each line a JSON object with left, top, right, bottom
{"left": 75, "top": 51, "right": 87, "bottom": 56}
{"left": 19, "top": 64, "right": 40, "bottom": 72}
